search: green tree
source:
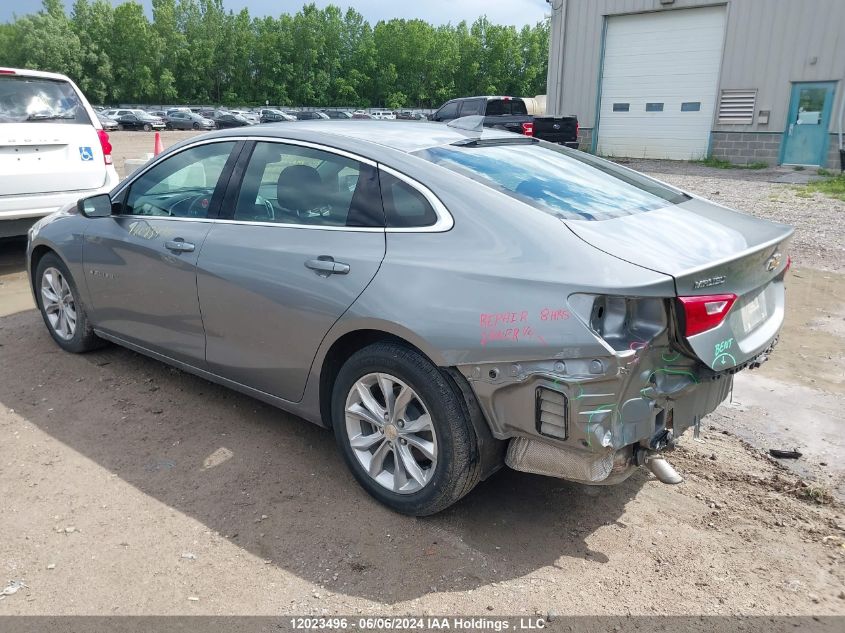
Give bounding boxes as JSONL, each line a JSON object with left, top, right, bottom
{"left": 0, "top": 1, "right": 552, "bottom": 108}
{"left": 71, "top": 0, "right": 114, "bottom": 104}
{"left": 108, "top": 1, "right": 160, "bottom": 102}
{"left": 9, "top": 1, "right": 83, "bottom": 79}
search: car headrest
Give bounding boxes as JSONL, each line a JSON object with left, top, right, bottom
{"left": 277, "top": 164, "right": 322, "bottom": 214}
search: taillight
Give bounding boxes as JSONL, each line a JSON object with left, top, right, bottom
{"left": 0, "top": 68, "right": 16, "bottom": 75}
{"left": 97, "top": 129, "right": 113, "bottom": 165}
{"left": 521, "top": 121, "right": 534, "bottom": 137}
{"left": 677, "top": 294, "right": 737, "bottom": 337}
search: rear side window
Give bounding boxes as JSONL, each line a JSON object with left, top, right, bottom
{"left": 379, "top": 170, "right": 438, "bottom": 228}
{"left": 459, "top": 99, "right": 485, "bottom": 116}
{"left": 414, "top": 143, "right": 689, "bottom": 221}
{"left": 0, "top": 76, "right": 91, "bottom": 125}
{"left": 485, "top": 99, "right": 528, "bottom": 116}
{"left": 231, "top": 141, "right": 384, "bottom": 228}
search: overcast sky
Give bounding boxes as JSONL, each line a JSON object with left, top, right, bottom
{"left": 2, "top": 0, "right": 551, "bottom": 26}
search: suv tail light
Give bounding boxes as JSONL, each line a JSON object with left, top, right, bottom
{"left": 677, "top": 294, "right": 737, "bottom": 337}
{"left": 521, "top": 121, "right": 534, "bottom": 137}
{"left": 97, "top": 129, "right": 113, "bottom": 165}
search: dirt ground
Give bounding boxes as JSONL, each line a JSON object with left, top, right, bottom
{"left": 0, "top": 131, "right": 843, "bottom": 617}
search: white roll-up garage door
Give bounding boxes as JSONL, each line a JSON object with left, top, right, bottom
{"left": 596, "top": 6, "right": 726, "bottom": 160}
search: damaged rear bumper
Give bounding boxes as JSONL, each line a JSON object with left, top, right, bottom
{"left": 459, "top": 339, "right": 775, "bottom": 484}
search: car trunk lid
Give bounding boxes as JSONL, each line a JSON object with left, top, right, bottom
{"left": 0, "top": 122, "right": 107, "bottom": 196}
{"left": 563, "top": 197, "right": 794, "bottom": 370}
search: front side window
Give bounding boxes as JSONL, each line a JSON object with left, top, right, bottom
{"left": 123, "top": 141, "right": 236, "bottom": 218}
{"left": 414, "top": 142, "right": 689, "bottom": 221}
{"left": 436, "top": 101, "right": 458, "bottom": 120}
{"left": 0, "top": 76, "right": 91, "bottom": 125}
{"left": 232, "top": 141, "right": 383, "bottom": 228}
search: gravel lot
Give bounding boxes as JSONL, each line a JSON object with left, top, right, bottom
{"left": 0, "top": 131, "right": 842, "bottom": 618}
{"left": 624, "top": 158, "right": 844, "bottom": 273}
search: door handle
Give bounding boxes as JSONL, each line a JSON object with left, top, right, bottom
{"left": 305, "top": 256, "right": 350, "bottom": 276}
{"left": 164, "top": 239, "right": 195, "bottom": 252}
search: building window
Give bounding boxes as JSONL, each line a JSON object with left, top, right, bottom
{"left": 612, "top": 103, "right": 629, "bottom": 112}
{"left": 717, "top": 89, "right": 757, "bottom": 124}
{"left": 681, "top": 102, "right": 701, "bottom": 112}
{"left": 645, "top": 103, "right": 664, "bottom": 112}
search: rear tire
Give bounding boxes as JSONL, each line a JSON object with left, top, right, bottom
{"left": 331, "top": 342, "right": 482, "bottom": 516}
{"left": 117, "top": 124, "right": 124, "bottom": 131}
{"left": 34, "top": 253, "right": 103, "bottom": 353}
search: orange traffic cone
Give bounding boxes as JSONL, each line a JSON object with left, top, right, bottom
{"left": 153, "top": 131, "right": 164, "bottom": 156}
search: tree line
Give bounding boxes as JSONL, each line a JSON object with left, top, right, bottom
{"left": 0, "top": 0, "right": 550, "bottom": 109}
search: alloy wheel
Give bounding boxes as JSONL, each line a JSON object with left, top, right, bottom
{"left": 41, "top": 267, "right": 77, "bottom": 341}
{"left": 344, "top": 372, "right": 438, "bottom": 494}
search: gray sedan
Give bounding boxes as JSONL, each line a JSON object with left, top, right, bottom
{"left": 166, "top": 110, "right": 215, "bottom": 131}
{"left": 26, "top": 121, "right": 793, "bottom": 515}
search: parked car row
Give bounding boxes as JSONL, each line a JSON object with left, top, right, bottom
{"left": 100, "top": 108, "right": 166, "bottom": 132}
{"left": 92, "top": 105, "right": 431, "bottom": 129}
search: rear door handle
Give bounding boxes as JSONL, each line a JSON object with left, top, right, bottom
{"left": 305, "top": 256, "right": 350, "bottom": 276}
{"left": 164, "top": 239, "right": 195, "bottom": 253}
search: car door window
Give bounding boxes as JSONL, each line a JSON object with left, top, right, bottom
{"left": 122, "top": 141, "right": 236, "bottom": 218}
{"left": 435, "top": 101, "right": 458, "bottom": 121}
{"left": 459, "top": 99, "right": 485, "bottom": 116}
{"left": 232, "top": 141, "right": 383, "bottom": 228}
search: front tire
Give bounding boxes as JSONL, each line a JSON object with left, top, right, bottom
{"left": 331, "top": 342, "right": 482, "bottom": 516}
{"left": 143, "top": 123, "right": 152, "bottom": 132}
{"left": 35, "top": 253, "right": 103, "bottom": 353}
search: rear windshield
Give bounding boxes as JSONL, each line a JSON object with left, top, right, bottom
{"left": 486, "top": 99, "right": 528, "bottom": 116}
{"left": 0, "top": 76, "right": 91, "bottom": 125}
{"left": 414, "top": 142, "right": 690, "bottom": 221}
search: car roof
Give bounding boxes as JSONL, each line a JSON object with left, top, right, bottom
{"left": 0, "top": 67, "right": 74, "bottom": 82}
{"left": 446, "top": 96, "right": 520, "bottom": 102}
{"left": 200, "top": 120, "right": 515, "bottom": 154}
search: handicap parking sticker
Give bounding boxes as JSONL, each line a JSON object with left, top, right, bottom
{"left": 78, "top": 146, "right": 94, "bottom": 161}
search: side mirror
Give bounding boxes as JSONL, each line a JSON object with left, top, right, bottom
{"left": 78, "top": 194, "right": 112, "bottom": 218}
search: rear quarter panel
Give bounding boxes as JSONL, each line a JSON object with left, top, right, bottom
{"left": 319, "top": 162, "right": 676, "bottom": 368}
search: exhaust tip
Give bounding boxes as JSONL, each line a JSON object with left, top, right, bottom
{"left": 645, "top": 453, "right": 684, "bottom": 484}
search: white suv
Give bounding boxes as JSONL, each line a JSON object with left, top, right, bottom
{"left": 0, "top": 67, "right": 118, "bottom": 237}
{"left": 370, "top": 109, "right": 396, "bottom": 120}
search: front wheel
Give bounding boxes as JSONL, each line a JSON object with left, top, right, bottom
{"left": 35, "top": 253, "right": 103, "bottom": 353}
{"left": 331, "top": 342, "right": 482, "bottom": 516}
{"left": 192, "top": 122, "right": 200, "bottom": 130}
{"left": 143, "top": 123, "right": 152, "bottom": 132}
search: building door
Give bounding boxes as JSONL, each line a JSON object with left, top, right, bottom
{"left": 781, "top": 82, "right": 836, "bottom": 166}
{"left": 596, "top": 6, "right": 726, "bottom": 160}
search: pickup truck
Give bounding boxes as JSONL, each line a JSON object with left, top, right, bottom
{"left": 430, "top": 96, "right": 579, "bottom": 148}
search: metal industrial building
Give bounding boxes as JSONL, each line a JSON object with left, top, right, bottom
{"left": 545, "top": 0, "right": 845, "bottom": 168}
